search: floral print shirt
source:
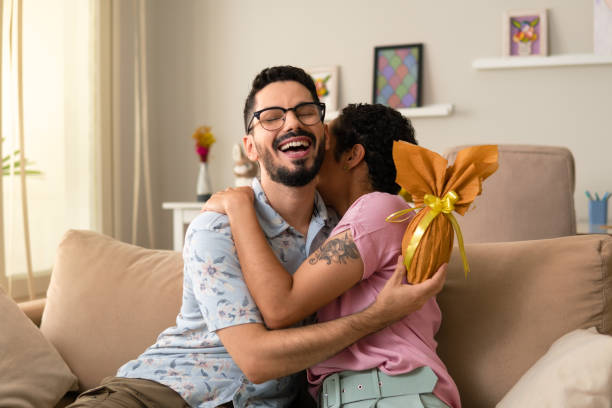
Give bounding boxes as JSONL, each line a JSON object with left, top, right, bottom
{"left": 117, "top": 178, "right": 337, "bottom": 408}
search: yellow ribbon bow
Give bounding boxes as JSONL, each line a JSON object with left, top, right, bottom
{"left": 386, "top": 190, "right": 470, "bottom": 278}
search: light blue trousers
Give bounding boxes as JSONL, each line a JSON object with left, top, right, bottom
{"left": 319, "top": 367, "right": 449, "bottom": 408}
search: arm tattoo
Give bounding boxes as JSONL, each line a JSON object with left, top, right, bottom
{"left": 309, "top": 232, "right": 360, "bottom": 265}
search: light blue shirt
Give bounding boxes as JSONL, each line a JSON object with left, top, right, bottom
{"left": 117, "top": 178, "right": 337, "bottom": 408}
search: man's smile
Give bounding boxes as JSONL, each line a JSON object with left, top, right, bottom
{"left": 273, "top": 132, "right": 316, "bottom": 160}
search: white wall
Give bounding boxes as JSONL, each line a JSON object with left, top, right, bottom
{"left": 133, "top": 0, "right": 611, "bottom": 250}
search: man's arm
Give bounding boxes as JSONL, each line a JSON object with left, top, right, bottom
{"left": 217, "top": 257, "right": 447, "bottom": 384}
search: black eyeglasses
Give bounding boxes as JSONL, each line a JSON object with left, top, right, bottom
{"left": 247, "top": 102, "right": 326, "bottom": 132}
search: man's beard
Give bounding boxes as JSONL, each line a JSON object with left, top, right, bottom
{"left": 257, "top": 130, "right": 326, "bottom": 187}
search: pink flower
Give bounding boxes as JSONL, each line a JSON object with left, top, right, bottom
{"left": 192, "top": 125, "right": 216, "bottom": 162}
{"left": 196, "top": 145, "right": 209, "bottom": 162}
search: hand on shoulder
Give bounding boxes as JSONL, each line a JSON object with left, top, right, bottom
{"left": 202, "top": 186, "right": 255, "bottom": 214}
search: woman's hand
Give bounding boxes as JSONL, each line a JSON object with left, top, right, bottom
{"left": 202, "top": 186, "right": 255, "bottom": 215}
{"left": 372, "top": 256, "right": 447, "bottom": 325}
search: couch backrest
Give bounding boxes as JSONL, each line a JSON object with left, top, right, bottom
{"left": 40, "top": 230, "right": 183, "bottom": 391}
{"left": 42, "top": 230, "right": 612, "bottom": 406}
{"left": 443, "top": 145, "right": 576, "bottom": 242}
{"left": 436, "top": 234, "right": 612, "bottom": 407}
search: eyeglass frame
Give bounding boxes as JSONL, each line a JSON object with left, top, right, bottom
{"left": 246, "top": 101, "right": 326, "bottom": 133}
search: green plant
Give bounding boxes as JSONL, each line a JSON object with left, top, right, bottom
{"left": 2, "top": 138, "right": 41, "bottom": 176}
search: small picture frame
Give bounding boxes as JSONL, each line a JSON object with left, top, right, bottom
{"left": 306, "top": 66, "right": 339, "bottom": 113}
{"left": 372, "top": 43, "right": 423, "bottom": 108}
{"left": 594, "top": 0, "right": 612, "bottom": 55}
{"left": 503, "top": 9, "right": 548, "bottom": 57}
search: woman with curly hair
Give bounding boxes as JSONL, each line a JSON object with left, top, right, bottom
{"left": 204, "top": 103, "right": 460, "bottom": 408}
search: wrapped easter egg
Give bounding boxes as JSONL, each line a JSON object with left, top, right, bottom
{"left": 387, "top": 143, "right": 499, "bottom": 283}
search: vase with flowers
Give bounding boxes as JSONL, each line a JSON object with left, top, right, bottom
{"left": 192, "top": 126, "right": 216, "bottom": 202}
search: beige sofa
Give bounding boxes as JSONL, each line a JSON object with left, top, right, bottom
{"left": 3, "top": 144, "right": 612, "bottom": 407}
{"left": 2, "top": 229, "right": 611, "bottom": 408}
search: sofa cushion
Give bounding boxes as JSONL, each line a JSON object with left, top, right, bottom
{"left": 40, "top": 229, "right": 183, "bottom": 391}
{"left": 443, "top": 145, "right": 576, "bottom": 242}
{"left": 436, "top": 234, "right": 612, "bottom": 408}
{"left": 0, "top": 286, "right": 77, "bottom": 407}
{"left": 496, "top": 327, "right": 612, "bottom": 407}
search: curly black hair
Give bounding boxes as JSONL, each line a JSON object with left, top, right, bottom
{"left": 329, "top": 103, "right": 417, "bottom": 194}
{"left": 243, "top": 66, "right": 320, "bottom": 133}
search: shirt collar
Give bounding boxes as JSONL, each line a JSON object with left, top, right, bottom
{"left": 251, "top": 178, "right": 334, "bottom": 239}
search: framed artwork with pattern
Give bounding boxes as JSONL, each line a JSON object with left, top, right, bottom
{"left": 372, "top": 43, "right": 423, "bottom": 109}
{"left": 306, "top": 65, "right": 339, "bottom": 113}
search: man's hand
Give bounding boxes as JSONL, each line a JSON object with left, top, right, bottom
{"left": 202, "top": 186, "right": 254, "bottom": 214}
{"left": 371, "top": 256, "right": 447, "bottom": 327}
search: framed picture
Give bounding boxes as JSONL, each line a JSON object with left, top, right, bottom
{"left": 594, "top": 0, "right": 612, "bottom": 55}
{"left": 372, "top": 43, "right": 423, "bottom": 109}
{"left": 306, "top": 66, "right": 339, "bottom": 113}
{"left": 503, "top": 9, "right": 548, "bottom": 57}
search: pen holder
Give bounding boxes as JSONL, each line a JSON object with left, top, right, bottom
{"left": 588, "top": 200, "right": 609, "bottom": 234}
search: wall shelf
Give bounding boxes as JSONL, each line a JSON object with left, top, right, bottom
{"left": 326, "top": 103, "right": 454, "bottom": 121}
{"left": 399, "top": 104, "right": 454, "bottom": 117}
{"left": 472, "top": 53, "right": 612, "bottom": 70}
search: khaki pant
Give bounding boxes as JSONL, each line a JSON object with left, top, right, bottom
{"left": 67, "top": 376, "right": 316, "bottom": 408}
{"left": 66, "top": 376, "right": 190, "bottom": 408}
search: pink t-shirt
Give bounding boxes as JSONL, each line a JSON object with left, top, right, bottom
{"left": 307, "top": 192, "right": 461, "bottom": 408}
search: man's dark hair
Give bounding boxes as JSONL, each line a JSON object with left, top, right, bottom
{"left": 243, "top": 66, "right": 319, "bottom": 133}
{"left": 329, "top": 103, "right": 417, "bottom": 194}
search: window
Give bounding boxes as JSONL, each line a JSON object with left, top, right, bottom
{"left": 1, "top": 0, "right": 100, "bottom": 300}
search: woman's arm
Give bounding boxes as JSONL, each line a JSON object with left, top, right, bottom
{"left": 203, "top": 188, "right": 364, "bottom": 329}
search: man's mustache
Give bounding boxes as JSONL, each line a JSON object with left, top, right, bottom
{"left": 272, "top": 130, "right": 316, "bottom": 150}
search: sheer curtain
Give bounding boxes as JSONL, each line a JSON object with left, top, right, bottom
{"left": 0, "top": 0, "right": 158, "bottom": 300}
{"left": 132, "top": 0, "right": 155, "bottom": 248}
{"left": 0, "top": 0, "right": 107, "bottom": 300}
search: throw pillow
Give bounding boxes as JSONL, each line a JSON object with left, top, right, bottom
{"left": 40, "top": 229, "right": 183, "bottom": 391}
{"left": 496, "top": 327, "right": 612, "bottom": 407}
{"left": 0, "top": 286, "right": 77, "bottom": 407}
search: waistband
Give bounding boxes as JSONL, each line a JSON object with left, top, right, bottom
{"left": 320, "top": 366, "right": 438, "bottom": 408}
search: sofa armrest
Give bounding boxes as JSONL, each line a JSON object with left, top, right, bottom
{"left": 18, "top": 297, "right": 46, "bottom": 327}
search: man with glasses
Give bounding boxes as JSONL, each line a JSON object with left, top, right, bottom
{"left": 68, "top": 66, "right": 445, "bottom": 408}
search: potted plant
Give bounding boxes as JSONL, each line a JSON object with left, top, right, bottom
{"left": 2, "top": 138, "right": 41, "bottom": 176}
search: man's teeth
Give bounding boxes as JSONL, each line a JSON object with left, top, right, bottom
{"left": 279, "top": 140, "right": 311, "bottom": 152}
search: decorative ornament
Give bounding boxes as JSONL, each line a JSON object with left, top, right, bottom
{"left": 232, "top": 143, "right": 258, "bottom": 187}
